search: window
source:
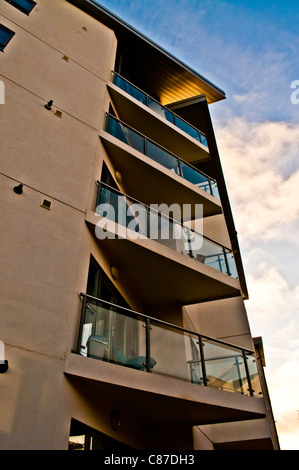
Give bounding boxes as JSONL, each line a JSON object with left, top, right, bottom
{"left": 69, "top": 419, "right": 133, "bottom": 451}
{"left": 0, "top": 25, "right": 15, "bottom": 51}
{"left": 5, "top": 0, "right": 36, "bottom": 15}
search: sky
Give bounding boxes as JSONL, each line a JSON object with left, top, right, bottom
{"left": 95, "top": 0, "right": 299, "bottom": 450}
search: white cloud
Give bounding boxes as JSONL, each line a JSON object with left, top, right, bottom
{"left": 215, "top": 118, "right": 299, "bottom": 241}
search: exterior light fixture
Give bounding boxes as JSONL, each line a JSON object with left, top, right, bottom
{"left": 0, "top": 341, "right": 8, "bottom": 373}
{"left": 13, "top": 183, "right": 23, "bottom": 194}
{"left": 0, "top": 360, "right": 8, "bottom": 374}
{"left": 115, "top": 171, "right": 122, "bottom": 183}
{"left": 110, "top": 265, "right": 119, "bottom": 280}
{"left": 44, "top": 100, "right": 53, "bottom": 110}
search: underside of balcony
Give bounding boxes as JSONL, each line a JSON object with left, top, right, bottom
{"left": 64, "top": 353, "right": 266, "bottom": 426}
{"left": 85, "top": 212, "right": 241, "bottom": 307}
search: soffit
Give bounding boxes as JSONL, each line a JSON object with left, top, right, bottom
{"left": 67, "top": 0, "right": 226, "bottom": 105}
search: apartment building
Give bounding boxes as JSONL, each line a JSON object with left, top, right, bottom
{"left": 0, "top": 0, "right": 279, "bottom": 450}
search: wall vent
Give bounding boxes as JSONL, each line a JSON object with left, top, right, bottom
{"left": 40, "top": 198, "right": 52, "bottom": 210}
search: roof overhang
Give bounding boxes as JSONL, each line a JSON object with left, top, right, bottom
{"left": 66, "top": 0, "right": 226, "bottom": 105}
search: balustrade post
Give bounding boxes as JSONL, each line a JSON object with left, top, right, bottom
{"left": 77, "top": 294, "right": 87, "bottom": 354}
{"left": 198, "top": 336, "right": 208, "bottom": 386}
{"left": 145, "top": 317, "right": 152, "bottom": 373}
{"left": 242, "top": 350, "right": 254, "bottom": 397}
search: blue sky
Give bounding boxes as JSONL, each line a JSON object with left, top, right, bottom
{"left": 95, "top": 0, "right": 299, "bottom": 449}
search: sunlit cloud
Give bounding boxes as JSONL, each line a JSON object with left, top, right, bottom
{"left": 215, "top": 118, "right": 299, "bottom": 241}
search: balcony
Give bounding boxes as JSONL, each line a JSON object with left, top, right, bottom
{"left": 76, "top": 295, "right": 262, "bottom": 399}
{"left": 85, "top": 182, "right": 240, "bottom": 305}
{"left": 95, "top": 182, "right": 236, "bottom": 278}
{"left": 105, "top": 114, "right": 218, "bottom": 198}
{"left": 101, "top": 114, "right": 221, "bottom": 218}
{"left": 107, "top": 73, "right": 210, "bottom": 164}
{"left": 65, "top": 294, "right": 265, "bottom": 424}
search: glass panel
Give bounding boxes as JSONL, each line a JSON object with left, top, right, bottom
{"left": 188, "top": 230, "right": 228, "bottom": 273}
{"left": 203, "top": 339, "right": 250, "bottom": 395}
{"left": 174, "top": 116, "right": 200, "bottom": 141}
{"left": 106, "top": 116, "right": 145, "bottom": 153}
{"left": 148, "top": 211, "right": 190, "bottom": 256}
{"left": 150, "top": 323, "right": 195, "bottom": 383}
{"left": 225, "top": 251, "right": 238, "bottom": 278}
{"left": 187, "top": 335, "right": 205, "bottom": 385}
{"left": 96, "top": 186, "right": 121, "bottom": 223}
{"left": 246, "top": 354, "right": 263, "bottom": 397}
{"left": 148, "top": 98, "right": 175, "bottom": 124}
{"left": 199, "top": 133, "right": 208, "bottom": 147}
{"left": 146, "top": 140, "right": 179, "bottom": 174}
{"left": 210, "top": 181, "right": 220, "bottom": 199}
{"left": 179, "top": 161, "right": 212, "bottom": 194}
{"left": 80, "top": 301, "right": 147, "bottom": 371}
{"left": 114, "top": 75, "right": 147, "bottom": 105}
{"left": 126, "top": 199, "right": 148, "bottom": 237}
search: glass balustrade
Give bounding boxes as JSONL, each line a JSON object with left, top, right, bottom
{"left": 77, "top": 294, "right": 261, "bottom": 398}
{"left": 113, "top": 72, "right": 208, "bottom": 147}
{"left": 95, "top": 182, "right": 237, "bottom": 278}
{"left": 105, "top": 114, "right": 218, "bottom": 198}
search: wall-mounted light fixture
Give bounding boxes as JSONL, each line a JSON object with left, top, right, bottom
{"left": 110, "top": 265, "right": 119, "bottom": 280}
{"left": 0, "top": 360, "right": 8, "bottom": 374}
{"left": 44, "top": 100, "right": 53, "bottom": 110}
{"left": 115, "top": 171, "right": 122, "bottom": 183}
{"left": 13, "top": 183, "right": 23, "bottom": 194}
{"left": 0, "top": 341, "right": 8, "bottom": 373}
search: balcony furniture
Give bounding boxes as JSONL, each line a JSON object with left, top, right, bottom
{"left": 113, "top": 347, "right": 156, "bottom": 372}
{"left": 86, "top": 335, "right": 108, "bottom": 359}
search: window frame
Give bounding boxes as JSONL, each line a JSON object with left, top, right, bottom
{"left": 5, "top": 0, "right": 37, "bottom": 16}
{"left": 0, "top": 24, "right": 15, "bottom": 52}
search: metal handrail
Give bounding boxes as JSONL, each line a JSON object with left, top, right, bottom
{"left": 79, "top": 293, "right": 254, "bottom": 354}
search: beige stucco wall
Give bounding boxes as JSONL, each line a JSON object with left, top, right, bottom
{"left": 0, "top": 0, "right": 119, "bottom": 449}
{"left": 183, "top": 296, "right": 254, "bottom": 350}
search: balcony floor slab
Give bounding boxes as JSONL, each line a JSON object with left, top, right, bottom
{"left": 64, "top": 353, "right": 266, "bottom": 426}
